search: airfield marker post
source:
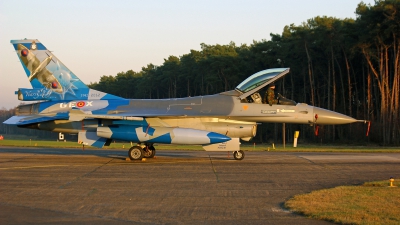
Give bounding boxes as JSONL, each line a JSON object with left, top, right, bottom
{"left": 283, "top": 123, "right": 286, "bottom": 149}
{"left": 389, "top": 177, "right": 396, "bottom": 187}
{"left": 293, "top": 131, "right": 300, "bottom": 147}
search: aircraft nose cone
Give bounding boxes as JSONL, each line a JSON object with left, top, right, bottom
{"left": 207, "top": 132, "right": 231, "bottom": 144}
{"left": 313, "top": 107, "right": 357, "bottom": 125}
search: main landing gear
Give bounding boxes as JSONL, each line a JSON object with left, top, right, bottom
{"left": 233, "top": 150, "right": 245, "bottom": 160}
{"left": 128, "top": 143, "right": 156, "bottom": 160}
{"left": 127, "top": 143, "right": 244, "bottom": 160}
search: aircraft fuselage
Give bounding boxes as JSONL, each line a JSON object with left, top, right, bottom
{"left": 17, "top": 92, "right": 355, "bottom": 138}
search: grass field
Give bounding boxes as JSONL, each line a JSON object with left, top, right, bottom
{"left": 0, "top": 139, "right": 399, "bottom": 152}
{"left": 285, "top": 180, "right": 400, "bottom": 225}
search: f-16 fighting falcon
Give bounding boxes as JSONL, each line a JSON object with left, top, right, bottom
{"left": 4, "top": 39, "right": 364, "bottom": 160}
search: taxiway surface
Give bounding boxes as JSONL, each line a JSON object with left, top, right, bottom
{"left": 1, "top": 146, "right": 399, "bottom": 224}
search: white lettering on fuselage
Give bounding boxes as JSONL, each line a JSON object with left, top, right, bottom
{"left": 23, "top": 89, "right": 52, "bottom": 99}
{"left": 261, "top": 110, "right": 276, "bottom": 114}
{"left": 59, "top": 101, "right": 93, "bottom": 108}
{"left": 91, "top": 93, "right": 101, "bottom": 98}
{"left": 277, "top": 109, "right": 295, "bottom": 113}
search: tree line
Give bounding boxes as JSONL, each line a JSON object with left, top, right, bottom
{"left": 1, "top": 1, "right": 399, "bottom": 145}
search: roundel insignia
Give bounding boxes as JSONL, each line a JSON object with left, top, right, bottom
{"left": 242, "top": 105, "right": 249, "bottom": 110}
{"left": 76, "top": 101, "right": 85, "bottom": 108}
{"left": 51, "top": 81, "right": 58, "bottom": 89}
{"left": 21, "top": 49, "right": 29, "bottom": 57}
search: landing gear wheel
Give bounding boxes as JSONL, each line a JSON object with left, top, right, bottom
{"left": 233, "top": 150, "right": 245, "bottom": 160}
{"left": 128, "top": 146, "right": 144, "bottom": 160}
{"left": 143, "top": 145, "right": 156, "bottom": 158}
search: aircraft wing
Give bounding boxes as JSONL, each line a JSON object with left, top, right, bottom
{"left": 3, "top": 113, "right": 69, "bottom": 125}
{"left": 3, "top": 111, "right": 144, "bottom": 126}
{"left": 3, "top": 108, "right": 182, "bottom": 126}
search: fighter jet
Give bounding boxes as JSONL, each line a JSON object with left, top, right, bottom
{"left": 4, "top": 39, "right": 363, "bottom": 160}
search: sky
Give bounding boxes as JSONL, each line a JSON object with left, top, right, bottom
{"left": 0, "top": 0, "right": 375, "bottom": 109}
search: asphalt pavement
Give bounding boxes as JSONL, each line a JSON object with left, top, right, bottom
{"left": 1, "top": 146, "right": 399, "bottom": 224}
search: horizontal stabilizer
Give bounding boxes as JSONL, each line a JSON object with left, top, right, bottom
{"left": 16, "top": 88, "right": 124, "bottom": 101}
{"left": 3, "top": 113, "right": 69, "bottom": 125}
{"left": 202, "top": 138, "right": 241, "bottom": 151}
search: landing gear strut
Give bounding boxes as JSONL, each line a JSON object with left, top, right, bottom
{"left": 233, "top": 150, "right": 245, "bottom": 160}
{"left": 143, "top": 143, "right": 156, "bottom": 158}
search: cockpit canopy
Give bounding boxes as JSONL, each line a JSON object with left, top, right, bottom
{"left": 235, "top": 68, "right": 290, "bottom": 100}
{"left": 236, "top": 68, "right": 289, "bottom": 93}
{"left": 219, "top": 68, "right": 290, "bottom": 99}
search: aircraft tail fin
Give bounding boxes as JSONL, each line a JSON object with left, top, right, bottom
{"left": 11, "top": 39, "right": 123, "bottom": 101}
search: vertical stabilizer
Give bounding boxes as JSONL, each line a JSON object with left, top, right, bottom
{"left": 11, "top": 39, "right": 123, "bottom": 101}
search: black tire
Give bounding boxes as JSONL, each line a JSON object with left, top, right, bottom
{"left": 128, "top": 146, "right": 144, "bottom": 160}
{"left": 233, "top": 150, "right": 245, "bottom": 160}
{"left": 143, "top": 146, "right": 156, "bottom": 158}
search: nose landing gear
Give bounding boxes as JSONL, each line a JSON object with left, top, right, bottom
{"left": 233, "top": 150, "right": 245, "bottom": 160}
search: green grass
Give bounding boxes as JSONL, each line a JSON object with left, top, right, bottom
{"left": 285, "top": 180, "right": 400, "bottom": 225}
{"left": 0, "top": 139, "right": 399, "bottom": 152}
